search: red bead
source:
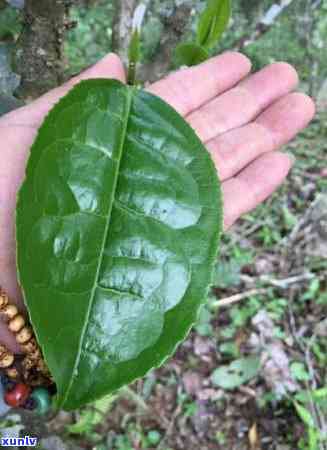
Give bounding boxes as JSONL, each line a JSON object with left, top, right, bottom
{"left": 4, "top": 383, "right": 31, "bottom": 408}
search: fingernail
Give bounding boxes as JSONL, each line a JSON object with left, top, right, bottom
{"left": 285, "top": 152, "right": 296, "bottom": 165}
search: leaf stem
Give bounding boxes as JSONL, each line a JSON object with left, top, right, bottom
{"left": 127, "top": 29, "right": 140, "bottom": 86}
{"left": 127, "top": 61, "right": 137, "bottom": 86}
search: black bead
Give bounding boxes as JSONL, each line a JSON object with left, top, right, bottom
{"left": 1, "top": 374, "right": 16, "bottom": 391}
{"left": 22, "top": 396, "right": 36, "bottom": 411}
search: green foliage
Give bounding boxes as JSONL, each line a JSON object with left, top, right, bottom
{"left": 147, "top": 430, "right": 162, "bottom": 445}
{"left": 214, "top": 260, "right": 241, "bottom": 288}
{"left": 301, "top": 279, "right": 321, "bottom": 302}
{"left": 291, "top": 362, "right": 311, "bottom": 382}
{"left": 211, "top": 356, "right": 260, "bottom": 390}
{"left": 67, "top": 395, "right": 115, "bottom": 435}
{"left": 0, "top": 5, "right": 21, "bottom": 40}
{"left": 294, "top": 401, "right": 315, "bottom": 429}
{"left": 174, "top": 43, "right": 209, "bottom": 66}
{"left": 16, "top": 79, "right": 222, "bottom": 410}
{"left": 174, "top": 0, "right": 231, "bottom": 67}
{"left": 65, "top": 1, "right": 114, "bottom": 75}
{"left": 197, "top": 0, "right": 231, "bottom": 49}
{"left": 219, "top": 341, "right": 239, "bottom": 358}
{"left": 293, "top": 387, "right": 327, "bottom": 449}
{"left": 195, "top": 303, "right": 214, "bottom": 337}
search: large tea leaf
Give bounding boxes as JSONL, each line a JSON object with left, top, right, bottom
{"left": 16, "top": 79, "right": 222, "bottom": 410}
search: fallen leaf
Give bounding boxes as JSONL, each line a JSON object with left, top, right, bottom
{"left": 182, "top": 371, "right": 202, "bottom": 396}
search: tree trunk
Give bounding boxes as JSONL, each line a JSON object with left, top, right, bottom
{"left": 14, "top": 0, "right": 71, "bottom": 99}
{"left": 139, "top": 3, "right": 192, "bottom": 84}
{"left": 111, "top": 0, "right": 137, "bottom": 64}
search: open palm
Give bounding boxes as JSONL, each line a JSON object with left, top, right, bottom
{"left": 0, "top": 52, "right": 314, "bottom": 349}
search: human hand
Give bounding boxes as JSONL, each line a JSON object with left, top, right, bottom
{"left": 0, "top": 52, "right": 315, "bottom": 349}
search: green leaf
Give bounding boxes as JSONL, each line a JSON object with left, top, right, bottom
{"left": 197, "top": 0, "right": 231, "bottom": 50}
{"left": 211, "top": 357, "right": 260, "bottom": 390}
{"left": 214, "top": 259, "right": 242, "bottom": 288}
{"left": 294, "top": 401, "right": 315, "bottom": 428}
{"left": 67, "top": 394, "right": 115, "bottom": 434}
{"left": 308, "top": 428, "right": 319, "bottom": 450}
{"left": 16, "top": 79, "right": 222, "bottom": 410}
{"left": 291, "top": 361, "right": 311, "bottom": 382}
{"left": 174, "top": 43, "right": 209, "bottom": 67}
{"left": 312, "top": 387, "right": 327, "bottom": 399}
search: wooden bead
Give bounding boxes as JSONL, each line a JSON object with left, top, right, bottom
{"left": 0, "top": 344, "right": 7, "bottom": 356}
{"left": 6, "top": 367, "right": 19, "bottom": 379}
{"left": 20, "top": 337, "right": 38, "bottom": 354}
{"left": 4, "top": 383, "right": 31, "bottom": 408}
{"left": 0, "top": 293, "right": 9, "bottom": 308}
{"left": 0, "top": 304, "right": 18, "bottom": 321}
{"left": 22, "top": 356, "right": 35, "bottom": 371}
{"left": 29, "top": 349, "right": 42, "bottom": 362}
{"left": 9, "top": 315, "right": 25, "bottom": 333}
{"left": 16, "top": 326, "right": 33, "bottom": 344}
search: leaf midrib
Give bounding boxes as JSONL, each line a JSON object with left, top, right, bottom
{"left": 59, "top": 85, "right": 134, "bottom": 408}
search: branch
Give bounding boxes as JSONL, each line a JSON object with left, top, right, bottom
{"left": 232, "top": 0, "right": 295, "bottom": 50}
{"left": 210, "top": 288, "right": 268, "bottom": 309}
{"left": 14, "top": 0, "right": 72, "bottom": 99}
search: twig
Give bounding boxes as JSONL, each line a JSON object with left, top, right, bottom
{"left": 240, "top": 271, "right": 318, "bottom": 288}
{"left": 210, "top": 288, "right": 268, "bottom": 309}
{"left": 158, "top": 399, "right": 183, "bottom": 450}
{"left": 260, "top": 273, "right": 315, "bottom": 289}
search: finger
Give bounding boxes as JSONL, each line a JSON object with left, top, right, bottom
{"left": 222, "top": 151, "right": 294, "bottom": 230}
{"left": 0, "top": 325, "right": 21, "bottom": 354}
{"left": 2, "top": 53, "right": 126, "bottom": 127}
{"left": 207, "top": 92, "right": 315, "bottom": 180}
{"left": 147, "top": 52, "right": 251, "bottom": 116}
{"left": 187, "top": 62, "right": 299, "bottom": 143}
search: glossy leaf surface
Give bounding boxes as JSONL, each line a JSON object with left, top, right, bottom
{"left": 197, "top": 0, "right": 231, "bottom": 50}
{"left": 16, "top": 79, "right": 222, "bottom": 410}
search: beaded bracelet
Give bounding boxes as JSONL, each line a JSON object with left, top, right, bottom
{"left": 0, "top": 288, "right": 55, "bottom": 414}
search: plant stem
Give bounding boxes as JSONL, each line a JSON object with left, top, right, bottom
{"left": 127, "top": 62, "right": 137, "bottom": 86}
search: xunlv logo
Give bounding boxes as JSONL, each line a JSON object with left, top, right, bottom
{"left": 0, "top": 436, "right": 38, "bottom": 446}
